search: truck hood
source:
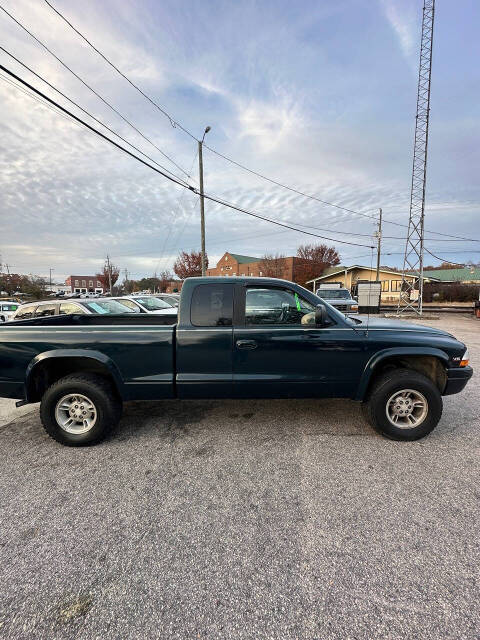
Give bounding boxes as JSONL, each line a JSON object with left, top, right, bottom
{"left": 353, "top": 315, "right": 454, "bottom": 338}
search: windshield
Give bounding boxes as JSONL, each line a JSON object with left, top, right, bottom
{"left": 317, "top": 289, "right": 351, "bottom": 299}
{"left": 133, "top": 296, "right": 172, "bottom": 311}
{"left": 81, "top": 300, "right": 136, "bottom": 314}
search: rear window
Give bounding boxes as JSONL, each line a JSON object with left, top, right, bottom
{"left": 191, "top": 284, "right": 233, "bottom": 327}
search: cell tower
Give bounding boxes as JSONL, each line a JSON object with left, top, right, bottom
{"left": 397, "top": 0, "right": 435, "bottom": 315}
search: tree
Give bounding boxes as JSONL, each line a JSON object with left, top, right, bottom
{"left": 97, "top": 260, "right": 120, "bottom": 292}
{"left": 259, "top": 253, "right": 286, "bottom": 279}
{"left": 158, "top": 270, "right": 173, "bottom": 292}
{"left": 0, "top": 273, "right": 47, "bottom": 299}
{"left": 123, "top": 278, "right": 137, "bottom": 294}
{"left": 22, "top": 275, "right": 48, "bottom": 299}
{"left": 294, "top": 243, "right": 340, "bottom": 286}
{"left": 0, "top": 273, "right": 23, "bottom": 296}
{"left": 173, "top": 250, "right": 207, "bottom": 280}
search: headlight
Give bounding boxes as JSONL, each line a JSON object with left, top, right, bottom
{"left": 460, "top": 349, "right": 469, "bottom": 367}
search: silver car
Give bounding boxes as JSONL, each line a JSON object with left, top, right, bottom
{"left": 315, "top": 287, "right": 358, "bottom": 314}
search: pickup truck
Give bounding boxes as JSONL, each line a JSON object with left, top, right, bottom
{"left": 0, "top": 277, "right": 472, "bottom": 446}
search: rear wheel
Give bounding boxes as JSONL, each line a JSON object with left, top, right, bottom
{"left": 40, "top": 374, "right": 122, "bottom": 446}
{"left": 363, "top": 368, "right": 443, "bottom": 441}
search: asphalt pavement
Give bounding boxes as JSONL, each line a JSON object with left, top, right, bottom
{"left": 0, "top": 314, "right": 478, "bottom": 639}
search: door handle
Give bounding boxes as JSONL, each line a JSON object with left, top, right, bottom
{"left": 236, "top": 339, "right": 257, "bottom": 350}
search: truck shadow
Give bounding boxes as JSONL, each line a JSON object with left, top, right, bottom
{"left": 114, "top": 397, "right": 375, "bottom": 443}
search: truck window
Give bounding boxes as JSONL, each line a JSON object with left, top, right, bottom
{"left": 246, "top": 287, "right": 314, "bottom": 325}
{"left": 191, "top": 284, "right": 233, "bottom": 327}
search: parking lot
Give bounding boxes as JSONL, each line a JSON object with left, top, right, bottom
{"left": 0, "top": 314, "right": 478, "bottom": 639}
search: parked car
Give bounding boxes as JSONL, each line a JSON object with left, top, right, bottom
{"left": 0, "top": 301, "right": 20, "bottom": 322}
{"left": 0, "top": 277, "right": 472, "bottom": 446}
{"left": 316, "top": 287, "right": 358, "bottom": 313}
{"left": 117, "top": 296, "right": 178, "bottom": 316}
{"left": 12, "top": 298, "right": 140, "bottom": 320}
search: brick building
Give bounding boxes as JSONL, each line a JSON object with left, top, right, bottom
{"left": 206, "top": 252, "right": 312, "bottom": 282}
{"left": 65, "top": 275, "right": 104, "bottom": 294}
{"left": 164, "top": 280, "right": 183, "bottom": 293}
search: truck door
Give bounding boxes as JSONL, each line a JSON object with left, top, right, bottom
{"left": 233, "top": 284, "right": 363, "bottom": 398}
{"left": 176, "top": 282, "right": 234, "bottom": 398}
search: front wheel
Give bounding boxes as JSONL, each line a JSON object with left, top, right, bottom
{"left": 363, "top": 368, "right": 443, "bottom": 441}
{"left": 40, "top": 373, "right": 122, "bottom": 446}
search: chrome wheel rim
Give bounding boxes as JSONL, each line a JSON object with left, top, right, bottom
{"left": 386, "top": 388, "right": 428, "bottom": 429}
{"left": 55, "top": 393, "right": 97, "bottom": 434}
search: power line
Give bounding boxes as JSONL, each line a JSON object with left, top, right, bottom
{"left": 204, "top": 145, "right": 480, "bottom": 242}
{"left": 43, "top": 0, "right": 198, "bottom": 141}
{"left": 199, "top": 192, "right": 374, "bottom": 248}
{"left": 0, "top": 46, "right": 192, "bottom": 181}
{"left": 0, "top": 71, "right": 81, "bottom": 126}
{"left": 41, "top": 0, "right": 480, "bottom": 245}
{"left": 0, "top": 63, "right": 189, "bottom": 188}
{"left": 0, "top": 4, "right": 191, "bottom": 178}
{"left": 0, "top": 63, "right": 376, "bottom": 250}
{"left": 424, "top": 247, "right": 472, "bottom": 266}
{"left": 38, "top": 0, "right": 447, "bottom": 238}
{"left": 287, "top": 220, "right": 477, "bottom": 242}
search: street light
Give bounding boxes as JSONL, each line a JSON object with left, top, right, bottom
{"left": 198, "top": 126, "right": 211, "bottom": 276}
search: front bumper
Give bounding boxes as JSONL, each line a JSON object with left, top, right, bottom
{"left": 443, "top": 366, "right": 473, "bottom": 396}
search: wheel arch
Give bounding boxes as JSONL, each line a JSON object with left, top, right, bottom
{"left": 355, "top": 347, "right": 449, "bottom": 401}
{"left": 25, "top": 350, "right": 124, "bottom": 403}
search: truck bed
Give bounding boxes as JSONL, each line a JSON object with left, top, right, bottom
{"left": 0, "top": 314, "right": 177, "bottom": 401}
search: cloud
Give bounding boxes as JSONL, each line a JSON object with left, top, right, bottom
{"left": 380, "top": 0, "right": 418, "bottom": 64}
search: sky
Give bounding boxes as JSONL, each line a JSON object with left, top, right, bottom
{"left": 0, "top": 0, "right": 479, "bottom": 283}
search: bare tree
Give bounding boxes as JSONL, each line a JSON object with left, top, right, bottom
{"left": 259, "top": 253, "right": 286, "bottom": 279}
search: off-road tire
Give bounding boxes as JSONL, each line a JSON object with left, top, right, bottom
{"left": 40, "top": 373, "right": 122, "bottom": 446}
{"left": 362, "top": 368, "right": 443, "bottom": 441}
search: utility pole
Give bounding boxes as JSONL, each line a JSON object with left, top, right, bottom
{"left": 375, "top": 208, "right": 382, "bottom": 281}
{"left": 198, "top": 126, "right": 211, "bottom": 276}
{"left": 106, "top": 255, "right": 112, "bottom": 295}
{"left": 49, "top": 268, "right": 54, "bottom": 288}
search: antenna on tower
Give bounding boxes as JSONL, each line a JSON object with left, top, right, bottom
{"left": 397, "top": 0, "right": 435, "bottom": 315}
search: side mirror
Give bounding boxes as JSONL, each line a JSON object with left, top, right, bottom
{"left": 315, "top": 304, "right": 328, "bottom": 327}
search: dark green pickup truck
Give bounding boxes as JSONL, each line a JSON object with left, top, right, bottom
{"left": 0, "top": 277, "right": 472, "bottom": 445}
